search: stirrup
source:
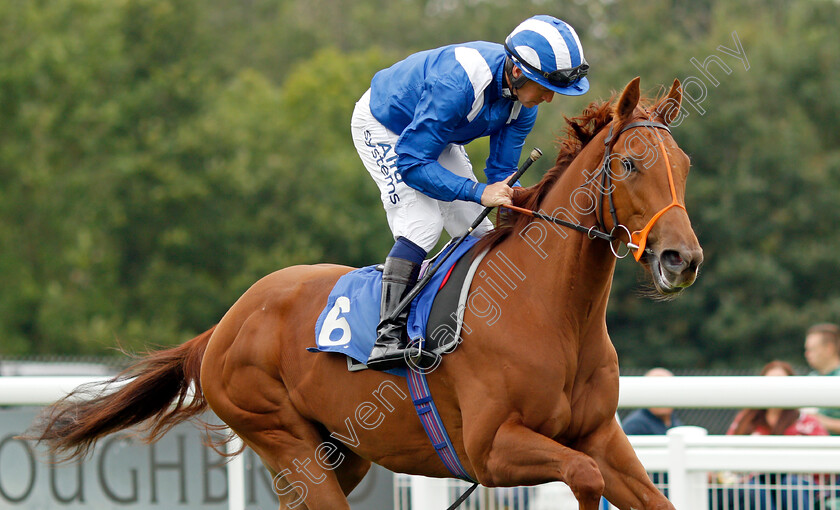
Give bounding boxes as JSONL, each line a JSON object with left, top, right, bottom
{"left": 404, "top": 339, "right": 441, "bottom": 372}
{"left": 405, "top": 348, "right": 440, "bottom": 371}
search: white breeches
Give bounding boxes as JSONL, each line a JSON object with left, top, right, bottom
{"left": 351, "top": 89, "right": 492, "bottom": 252}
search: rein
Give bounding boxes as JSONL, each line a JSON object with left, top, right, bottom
{"left": 504, "top": 119, "right": 684, "bottom": 261}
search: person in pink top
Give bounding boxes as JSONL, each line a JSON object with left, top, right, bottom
{"left": 727, "top": 360, "right": 828, "bottom": 437}
{"left": 720, "top": 360, "right": 827, "bottom": 510}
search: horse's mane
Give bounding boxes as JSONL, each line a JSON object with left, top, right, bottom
{"left": 475, "top": 93, "right": 664, "bottom": 253}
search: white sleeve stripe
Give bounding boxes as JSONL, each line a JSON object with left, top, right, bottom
{"left": 507, "top": 102, "right": 522, "bottom": 124}
{"left": 454, "top": 46, "right": 493, "bottom": 123}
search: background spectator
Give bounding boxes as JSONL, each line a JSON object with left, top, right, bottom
{"left": 804, "top": 323, "right": 840, "bottom": 435}
{"left": 721, "top": 360, "right": 827, "bottom": 510}
{"left": 622, "top": 367, "right": 683, "bottom": 435}
{"left": 728, "top": 360, "right": 828, "bottom": 436}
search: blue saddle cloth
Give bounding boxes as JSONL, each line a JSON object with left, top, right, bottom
{"left": 309, "top": 236, "right": 479, "bottom": 370}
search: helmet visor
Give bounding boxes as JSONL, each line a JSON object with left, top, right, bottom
{"left": 504, "top": 42, "right": 589, "bottom": 88}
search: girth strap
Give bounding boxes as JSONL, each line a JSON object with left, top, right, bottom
{"left": 406, "top": 368, "right": 476, "bottom": 482}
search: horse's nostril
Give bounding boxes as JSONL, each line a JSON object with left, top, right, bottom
{"left": 661, "top": 250, "right": 687, "bottom": 272}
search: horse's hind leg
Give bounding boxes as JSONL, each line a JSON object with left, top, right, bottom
{"left": 201, "top": 298, "right": 359, "bottom": 509}
{"left": 255, "top": 440, "right": 370, "bottom": 509}
{"left": 204, "top": 370, "right": 353, "bottom": 508}
{"left": 329, "top": 440, "right": 372, "bottom": 496}
{"left": 231, "top": 419, "right": 354, "bottom": 510}
{"left": 261, "top": 465, "right": 312, "bottom": 510}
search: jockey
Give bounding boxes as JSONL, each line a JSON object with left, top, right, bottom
{"left": 351, "top": 15, "right": 590, "bottom": 371}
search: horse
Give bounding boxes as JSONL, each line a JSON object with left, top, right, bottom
{"left": 26, "top": 77, "right": 703, "bottom": 510}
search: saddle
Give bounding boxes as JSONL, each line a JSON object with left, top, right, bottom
{"left": 310, "top": 237, "right": 489, "bottom": 374}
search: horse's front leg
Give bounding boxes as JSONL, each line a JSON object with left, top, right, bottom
{"left": 575, "top": 418, "right": 674, "bottom": 510}
{"left": 467, "top": 420, "right": 605, "bottom": 510}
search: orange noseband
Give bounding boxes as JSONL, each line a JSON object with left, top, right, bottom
{"left": 626, "top": 138, "right": 686, "bottom": 261}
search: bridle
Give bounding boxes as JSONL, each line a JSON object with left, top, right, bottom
{"left": 503, "top": 118, "right": 686, "bottom": 261}
{"left": 597, "top": 119, "right": 687, "bottom": 260}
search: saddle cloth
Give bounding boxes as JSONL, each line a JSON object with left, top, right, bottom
{"left": 308, "top": 235, "right": 487, "bottom": 372}
{"left": 309, "top": 236, "right": 486, "bottom": 482}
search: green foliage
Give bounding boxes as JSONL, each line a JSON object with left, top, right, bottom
{"left": 1, "top": 0, "right": 839, "bottom": 371}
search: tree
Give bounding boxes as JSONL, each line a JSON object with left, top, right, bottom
{"left": 2, "top": 0, "right": 840, "bottom": 370}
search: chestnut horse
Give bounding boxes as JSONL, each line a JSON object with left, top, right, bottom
{"left": 28, "top": 77, "right": 702, "bottom": 510}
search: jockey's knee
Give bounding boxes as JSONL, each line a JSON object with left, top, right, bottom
{"left": 392, "top": 219, "right": 443, "bottom": 254}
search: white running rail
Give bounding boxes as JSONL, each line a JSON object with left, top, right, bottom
{"left": 2, "top": 375, "right": 839, "bottom": 510}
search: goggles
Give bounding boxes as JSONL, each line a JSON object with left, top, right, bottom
{"left": 504, "top": 42, "right": 589, "bottom": 88}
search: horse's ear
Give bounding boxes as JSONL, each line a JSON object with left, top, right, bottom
{"left": 654, "top": 78, "right": 683, "bottom": 126}
{"left": 616, "top": 77, "right": 641, "bottom": 121}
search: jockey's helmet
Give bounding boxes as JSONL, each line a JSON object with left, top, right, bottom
{"left": 504, "top": 15, "right": 589, "bottom": 96}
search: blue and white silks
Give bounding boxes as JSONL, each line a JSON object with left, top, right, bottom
{"left": 369, "top": 42, "right": 536, "bottom": 204}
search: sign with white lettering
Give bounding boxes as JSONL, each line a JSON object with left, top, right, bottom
{"left": 0, "top": 408, "right": 392, "bottom": 509}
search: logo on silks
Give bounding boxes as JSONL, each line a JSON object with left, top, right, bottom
{"left": 363, "top": 129, "right": 402, "bottom": 205}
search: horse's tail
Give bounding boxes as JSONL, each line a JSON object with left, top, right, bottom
{"left": 23, "top": 326, "right": 216, "bottom": 462}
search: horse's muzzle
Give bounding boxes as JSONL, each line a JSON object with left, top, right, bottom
{"left": 646, "top": 245, "right": 704, "bottom": 294}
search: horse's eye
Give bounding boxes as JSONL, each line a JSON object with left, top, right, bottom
{"left": 621, "top": 157, "right": 638, "bottom": 174}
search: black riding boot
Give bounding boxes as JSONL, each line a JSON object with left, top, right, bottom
{"left": 366, "top": 257, "right": 421, "bottom": 371}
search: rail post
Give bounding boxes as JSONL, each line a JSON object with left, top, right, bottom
{"left": 667, "top": 426, "right": 708, "bottom": 510}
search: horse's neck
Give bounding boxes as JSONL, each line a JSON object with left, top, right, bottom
{"left": 498, "top": 137, "right": 617, "bottom": 326}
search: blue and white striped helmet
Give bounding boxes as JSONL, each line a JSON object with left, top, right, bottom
{"left": 504, "top": 15, "right": 589, "bottom": 96}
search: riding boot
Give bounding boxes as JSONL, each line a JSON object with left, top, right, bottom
{"left": 365, "top": 257, "right": 421, "bottom": 371}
